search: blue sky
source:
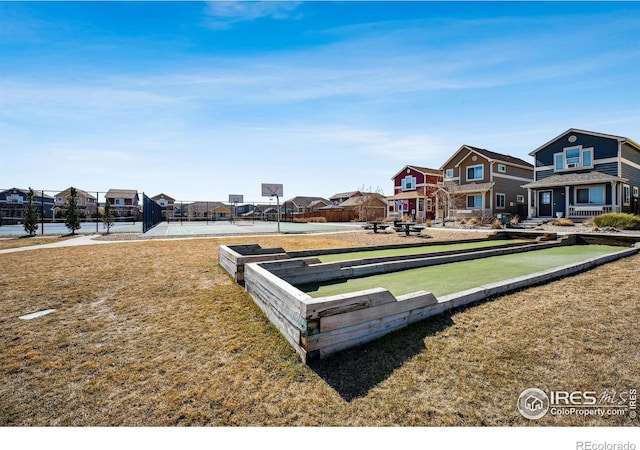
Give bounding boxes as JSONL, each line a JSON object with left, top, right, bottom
{"left": 1, "top": 1, "right": 639, "bottom": 202}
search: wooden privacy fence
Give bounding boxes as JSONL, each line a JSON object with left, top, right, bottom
{"left": 295, "top": 209, "right": 357, "bottom": 222}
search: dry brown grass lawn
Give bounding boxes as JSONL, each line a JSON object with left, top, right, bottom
{"left": 1, "top": 231, "right": 638, "bottom": 426}
{"left": 0, "top": 236, "right": 73, "bottom": 250}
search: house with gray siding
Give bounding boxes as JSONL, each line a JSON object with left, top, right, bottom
{"left": 439, "top": 145, "right": 533, "bottom": 219}
{"left": 522, "top": 129, "right": 640, "bottom": 219}
{"left": 0, "top": 188, "right": 55, "bottom": 224}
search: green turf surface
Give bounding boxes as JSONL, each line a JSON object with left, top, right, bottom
{"left": 301, "top": 245, "right": 626, "bottom": 298}
{"left": 316, "top": 239, "right": 528, "bottom": 262}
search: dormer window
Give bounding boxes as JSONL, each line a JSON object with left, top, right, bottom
{"left": 497, "top": 164, "right": 506, "bottom": 173}
{"left": 445, "top": 169, "right": 454, "bottom": 179}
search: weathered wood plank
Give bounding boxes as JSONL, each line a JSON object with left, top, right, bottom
{"left": 244, "top": 263, "right": 311, "bottom": 331}
{"left": 319, "top": 291, "right": 437, "bottom": 333}
{"left": 301, "top": 287, "right": 398, "bottom": 319}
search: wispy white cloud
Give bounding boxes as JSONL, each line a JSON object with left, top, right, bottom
{"left": 203, "top": 1, "right": 302, "bottom": 29}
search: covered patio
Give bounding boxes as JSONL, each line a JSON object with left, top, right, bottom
{"left": 387, "top": 190, "right": 437, "bottom": 221}
{"left": 439, "top": 181, "right": 494, "bottom": 220}
{"left": 522, "top": 172, "right": 627, "bottom": 219}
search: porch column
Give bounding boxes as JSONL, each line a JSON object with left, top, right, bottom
{"left": 527, "top": 188, "right": 533, "bottom": 219}
{"left": 611, "top": 181, "right": 618, "bottom": 212}
{"left": 565, "top": 186, "right": 570, "bottom": 218}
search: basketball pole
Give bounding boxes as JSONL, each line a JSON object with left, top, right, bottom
{"left": 276, "top": 194, "right": 280, "bottom": 233}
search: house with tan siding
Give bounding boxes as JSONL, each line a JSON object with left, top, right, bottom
{"left": 53, "top": 187, "right": 97, "bottom": 219}
{"left": 440, "top": 145, "right": 533, "bottom": 220}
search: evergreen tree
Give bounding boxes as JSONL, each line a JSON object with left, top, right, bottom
{"left": 23, "top": 187, "right": 40, "bottom": 236}
{"left": 63, "top": 187, "right": 82, "bottom": 235}
{"left": 102, "top": 200, "right": 115, "bottom": 234}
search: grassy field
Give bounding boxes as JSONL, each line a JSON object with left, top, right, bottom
{"left": 0, "top": 236, "right": 73, "bottom": 251}
{"left": 303, "top": 244, "right": 626, "bottom": 297}
{"left": 1, "top": 233, "right": 638, "bottom": 426}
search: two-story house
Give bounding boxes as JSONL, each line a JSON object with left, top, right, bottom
{"left": 0, "top": 188, "right": 54, "bottom": 224}
{"left": 282, "top": 196, "right": 331, "bottom": 217}
{"left": 522, "top": 129, "right": 640, "bottom": 219}
{"left": 105, "top": 189, "right": 140, "bottom": 217}
{"left": 388, "top": 165, "right": 443, "bottom": 221}
{"left": 53, "top": 187, "right": 97, "bottom": 219}
{"left": 151, "top": 193, "right": 175, "bottom": 221}
{"left": 440, "top": 145, "right": 533, "bottom": 220}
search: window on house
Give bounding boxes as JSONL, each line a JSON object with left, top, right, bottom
{"left": 445, "top": 169, "right": 454, "bottom": 178}
{"left": 565, "top": 147, "right": 580, "bottom": 167}
{"left": 402, "top": 175, "right": 416, "bottom": 191}
{"left": 555, "top": 146, "right": 594, "bottom": 171}
{"left": 115, "top": 199, "right": 124, "bottom": 206}
{"left": 496, "top": 193, "right": 506, "bottom": 209}
{"left": 623, "top": 185, "right": 631, "bottom": 206}
{"left": 426, "top": 199, "right": 433, "bottom": 212}
{"left": 9, "top": 194, "right": 23, "bottom": 204}
{"left": 497, "top": 164, "right": 506, "bottom": 173}
{"left": 576, "top": 186, "right": 605, "bottom": 205}
{"left": 634, "top": 186, "right": 639, "bottom": 198}
{"left": 467, "top": 165, "right": 483, "bottom": 181}
{"left": 582, "top": 148, "right": 592, "bottom": 168}
{"left": 517, "top": 194, "right": 525, "bottom": 203}
{"left": 555, "top": 153, "right": 564, "bottom": 171}
{"left": 467, "top": 194, "right": 483, "bottom": 208}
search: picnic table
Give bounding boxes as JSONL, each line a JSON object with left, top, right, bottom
{"left": 393, "top": 221, "right": 426, "bottom": 236}
{"left": 367, "top": 221, "right": 389, "bottom": 233}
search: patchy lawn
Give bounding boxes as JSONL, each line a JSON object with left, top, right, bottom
{"left": 1, "top": 232, "right": 638, "bottom": 426}
{"left": 0, "top": 236, "right": 73, "bottom": 251}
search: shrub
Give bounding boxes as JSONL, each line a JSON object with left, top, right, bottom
{"left": 491, "top": 219, "right": 502, "bottom": 229}
{"left": 549, "top": 218, "right": 575, "bottom": 226}
{"left": 510, "top": 215, "right": 520, "bottom": 226}
{"left": 593, "top": 213, "right": 640, "bottom": 230}
{"left": 425, "top": 218, "right": 432, "bottom": 227}
{"left": 467, "top": 217, "right": 480, "bottom": 226}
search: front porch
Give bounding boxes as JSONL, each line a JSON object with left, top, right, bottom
{"left": 522, "top": 171, "right": 627, "bottom": 220}
{"left": 567, "top": 205, "right": 613, "bottom": 218}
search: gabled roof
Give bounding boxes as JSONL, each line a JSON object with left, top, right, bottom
{"left": 54, "top": 187, "right": 96, "bottom": 200}
{"left": 308, "top": 199, "right": 330, "bottom": 209}
{"left": 151, "top": 193, "right": 175, "bottom": 202}
{"left": 106, "top": 189, "right": 139, "bottom": 199}
{"left": 339, "top": 192, "right": 387, "bottom": 207}
{"left": 441, "top": 145, "right": 532, "bottom": 169}
{"left": 521, "top": 171, "right": 627, "bottom": 189}
{"left": 284, "top": 196, "right": 331, "bottom": 208}
{"left": 391, "top": 165, "right": 442, "bottom": 180}
{"left": 529, "top": 128, "right": 640, "bottom": 156}
{"left": 329, "top": 191, "right": 361, "bottom": 200}
{"left": 0, "top": 188, "right": 54, "bottom": 199}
